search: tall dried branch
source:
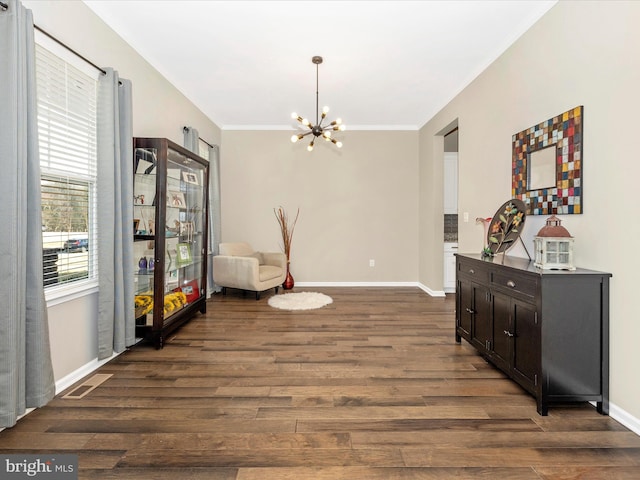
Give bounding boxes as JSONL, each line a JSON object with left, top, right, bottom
{"left": 274, "top": 206, "right": 299, "bottom": 262}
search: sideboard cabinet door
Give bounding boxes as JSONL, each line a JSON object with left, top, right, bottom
{"left": 511, "top": 298, "right": 540, "bottom": 396}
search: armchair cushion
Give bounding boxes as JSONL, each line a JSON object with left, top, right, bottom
{"left": 213, "top": 242, "right": 286, "bottom": 297}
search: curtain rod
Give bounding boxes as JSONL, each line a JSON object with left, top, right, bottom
{"left": 183, "top": 126, "right": 215, "bottom": 149}
{"left": 35, "top": 24, "right": 107, "bottom": 76}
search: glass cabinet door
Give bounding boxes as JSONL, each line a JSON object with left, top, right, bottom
{"left": 133, "top": 147, "right": 158, "bottom": 326}
{"left": 163, "top": 147, "right": 207, "bottom": 320}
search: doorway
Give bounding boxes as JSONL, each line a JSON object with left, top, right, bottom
{"left": 443, "top": 124, "right": 458, "bottom": 293}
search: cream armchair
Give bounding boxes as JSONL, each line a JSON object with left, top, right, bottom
{"left": 213, "top": 242, "right": 287, "bottom": 299}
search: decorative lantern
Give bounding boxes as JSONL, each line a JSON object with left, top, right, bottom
{"left": 533, "top": 215, "right": 575, "bottom": 270}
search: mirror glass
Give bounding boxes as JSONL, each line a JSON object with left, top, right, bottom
{"left": 527, "top": 146, "right": 556, "bottom": 191}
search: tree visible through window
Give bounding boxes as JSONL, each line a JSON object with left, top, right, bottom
{"left": 36, "top": 41, "right": 98, "bottom": 289}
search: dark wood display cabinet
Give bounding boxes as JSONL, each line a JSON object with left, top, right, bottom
{"left": 455, "top": 253, "right": 611, "bottom": 416}
{"left": 133, "top": 138, "right": 209, "bottom": 348}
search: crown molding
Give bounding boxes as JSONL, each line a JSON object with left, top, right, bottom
{"left": 221, "top": 124, "right": 419, "bottom": 131}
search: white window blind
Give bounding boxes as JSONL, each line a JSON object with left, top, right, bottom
{"left": 198, "top": 139, "right": 209, "bottom": 160}
{"left": 35, "top": 43, "right": 98, "bottom": 289}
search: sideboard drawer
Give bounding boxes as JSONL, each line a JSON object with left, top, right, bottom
{"left": 457, "top": 257, "right": 489, "bottom": 283}
{"left": 491, "top": 271, "right": 536, "bottom": 298}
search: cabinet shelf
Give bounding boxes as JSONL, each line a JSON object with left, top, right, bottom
{"left": 135, "top": 269, "right": 156, "bottom": 276}
{"left": 133, "top": 137, "right": 209, "bottom": 349}
{"left": 134, "top": 234, "right": 155, "bottom": 241}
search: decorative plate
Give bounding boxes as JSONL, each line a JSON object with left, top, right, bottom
{"left": 487, "top": 199, "right": 527, "bottom": 255}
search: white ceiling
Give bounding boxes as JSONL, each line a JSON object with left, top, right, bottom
{"left": 83, "top": 0, "right": 556, "bottom": 130}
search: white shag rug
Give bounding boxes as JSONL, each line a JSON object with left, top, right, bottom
{"left": 268, "top": 291, "right": 333, "bottom": 311}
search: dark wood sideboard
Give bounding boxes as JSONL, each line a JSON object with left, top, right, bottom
{"left": 455, "top": 253, "right": 611, "bottom": 416}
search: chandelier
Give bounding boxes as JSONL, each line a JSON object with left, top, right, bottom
{"left": 291, "top": 56, "right": 346, "bottom": 151}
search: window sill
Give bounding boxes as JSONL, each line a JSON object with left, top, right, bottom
{"left": 45, "top": 280, "right": 99, "bottom": 308}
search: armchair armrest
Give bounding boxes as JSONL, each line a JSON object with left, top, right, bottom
{"left": 260, "top": 251, "right": 287, "bottom": 269}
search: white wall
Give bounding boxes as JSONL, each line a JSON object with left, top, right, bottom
{"left": 23, "top": 0, "right": 221, "bottom": 384}
{"left": 419, "top": 0, "right": 640, "bottom": 425}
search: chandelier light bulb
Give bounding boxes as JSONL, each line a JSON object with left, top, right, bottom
{"left": 291, "top": 112, "right": 298, "bottom": 119}
{"left": 307, "top": 142, "right": 314, "bottom": 152}
{"left": 336, "top": 118, "right": 342, "bottom": 125}
{"left": 291, "top": 134, "right": 299, "bottom": 143}
{"left": 336, "top": 141, "right": 343, "bottom": 148}
{"left": 322, "top": 106, "right": 330, "bottom": 114}
{"left": 302, "top": 118, "right": 310, "bottom": 126}
{"left": 339, "top": 124, "right": 346, "bottom": 131}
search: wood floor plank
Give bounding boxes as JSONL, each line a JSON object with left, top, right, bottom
{"left": 84, "top": 432, "right": 351, "bottom": 451}
{"left": 236, "top": 466, "right": 542, "bottom": 480}
{"left": 0, "top": 287, "right": 636, "bottom": 480}
{"left": 116, "top": 447, "right": 405, "bottom": 468}
{"left": 401, "top": 446, "right": 640, "bottom": 467}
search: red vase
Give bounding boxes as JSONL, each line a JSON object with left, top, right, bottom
{"left": 283, "top": 265, "right": 294, "bottom": 290}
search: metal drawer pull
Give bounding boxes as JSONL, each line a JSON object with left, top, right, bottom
{"left": 468, "top": 269, "right": 475, "bottom": 274}
{"left": 506, "top": 280, "right": 516, "bottom": 288}
{"left": 465, "top": 308, "right": 475, "bottom": 314}
{"left": 504, "top": 330, "right": 514, "bottom": 337}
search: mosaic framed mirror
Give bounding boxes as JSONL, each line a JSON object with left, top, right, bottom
{"left": 512, "top": 106, "right": 583, "bottom": 215}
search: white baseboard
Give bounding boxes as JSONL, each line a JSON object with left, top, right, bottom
{"left": 610, "top": 402, "right": 640, "bottom": 437}
{"left": 54, "top": 351, "right": 121, "bottom": 395}
{"left": 295, "top": 281, "right": 418, "bottom": 288}
{"left": 294, "top": 281, "right": 446, "bottom": 298}
{"left": 418, "top": 282, "right": 446, "bottom": 297}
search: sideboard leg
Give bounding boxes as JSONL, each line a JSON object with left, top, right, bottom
{"left": 537, "top": 397, "right": 549, "bottom": 416}
{"left": 597, "top": 399, "right": 609, "bottom": 416}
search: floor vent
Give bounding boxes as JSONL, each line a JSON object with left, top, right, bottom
{"left": 62, "top": 373, "right": 112, "bottom": 399}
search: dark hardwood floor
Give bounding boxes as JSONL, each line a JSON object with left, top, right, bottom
{"left": 1, "top": 287, "right": 639, "bottom": 479}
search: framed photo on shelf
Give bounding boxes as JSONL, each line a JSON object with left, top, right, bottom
{"left": 167, "top": 191, "right": 186, "bottom": 208}
{"left": 182, "top": 171, "right": 199, "bottom": 185}
{"left": 176, "top": 243, "right": 192, "bottom": 264}
{"left": 180, "top": 279, "right": 200, "bottom": 303}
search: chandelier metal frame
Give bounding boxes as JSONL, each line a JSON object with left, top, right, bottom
{"left": 291, "top": 56, "right": 345, "bottom": 151}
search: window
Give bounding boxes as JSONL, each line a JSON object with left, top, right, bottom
{"left": 35, "top": 41, "right": 98, "bottom": 292}
{"left": 198, "top": 139, "right": 209, "bottom": 160}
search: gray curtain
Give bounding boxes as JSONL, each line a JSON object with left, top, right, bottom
{"left": 0, "top": 0, "right": 55, "bottom": 428}
{"left": 183, "top": 127, "right": 222, "bottom": 295}
{"left": 97, "top": 69, "right": 135, "bottom": 360}
{"left": 207, "top": 144, "right": 222, "bottom": 294}
{"left": 183, "top": 126, "right": 199, "bottom": 154}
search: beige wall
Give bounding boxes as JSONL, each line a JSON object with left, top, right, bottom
{"left": 419, "top": 1, "right": 640, "bottom": 422}
{"left": 23, "top": 0, "right": 221, "bottom": 384}
{"left": 220, "top": 130, "right": 419, "bottom": 283}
